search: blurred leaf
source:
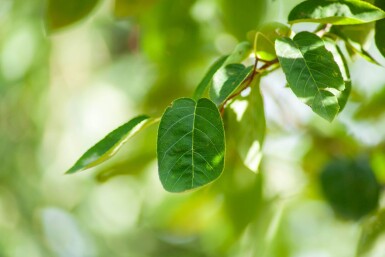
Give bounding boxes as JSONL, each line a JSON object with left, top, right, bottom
{"left": 254, "top": 22, "right": 291, "bottom": 62}
{"left": 157, "top": 98, "right": 225, "bottom": 192}
{"left": 330, "top": 26, "right": 382, "bottom": 65}
{"left": 227, "top": 76, "right": 265, "bottom": 172}
{"left": 288, "top": 0, "right": 385, "bottom": 25}
{"left": 275, "top": 32, "right": 345, "bottom": 122}
{"left": 193, "top": 56, "right": 228, "bottom": 100}
{"left": 357, "top": 209, "right": 385, "bottom": 256}
{"left": 354, "top": 85, "right": 385, "bottom": 119}
{"left": 320, "top": 157, "right": 380, "bottom": 220}
{"left": 220, "top": 0, "right": 266, "bottom": 40}
{"left": 224, "top": 41, "right": 252, "bottom": 65}
{"left": 375, "top": 0, "right": 385, "bottom": 58}
{"left": 114, "top": 0, "right": 157, "bottom": 18}
{"left": 210, "top": 64, "right": 253, "bottom": 106}
{"left": 324, "top": 38, "right": 351, "bottom": 111}
{"left": 95, "top": 152, "right": 155, "bottom": 182}
{"left": 45, "top": 0, "right": 100, "bottom": 32}
{"left": 66, "top": 115, "right": 159, "bottom": 174}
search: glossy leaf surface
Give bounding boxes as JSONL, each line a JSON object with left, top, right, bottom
{"left": 66, "top": 115, "right": 156, "bottom": 174}
{"left": 193, "top": 56, "right": 228, "bottom": 100}
{"left": 45, "top": 0, "right": 99, "bottom": 31}
{"left": 275, "top": 32, "right": 345, "bottom": 121}
{"left": 157, "top": 98, "right": 225, "bottom": 192}
{"left": 289, "top": 0, "right": 385, "bottom": 25}
{"left": 210, "top": 64, "right": 253, "bottom": 106}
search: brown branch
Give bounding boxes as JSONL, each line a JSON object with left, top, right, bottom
{"left": 219, "top": 58, "right": 279, "bottom": 114}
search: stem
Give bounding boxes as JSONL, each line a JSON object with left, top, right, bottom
{"left": 315, "top": 23, "right": 332, "bottom": 37}
{"left": 219, "top": 58, "right": 279, "bottom": 114}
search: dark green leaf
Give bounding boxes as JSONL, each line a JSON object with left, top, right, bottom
{"left": 157, "top": 98, "right": 225, "bottom": 192}
{"left": 375, "top": 0, "right": 385, "bottom": 58}
{"left": 45, "top": 0, "right": 100, "bottom": 32}
{"left": 66, "top": 115, "right": 158, "bottom": 174}
{"left": 210, "top": 64, "right": 253, "bottom": 106}
{"left": 193, "top": 56, "right": 228, "bottom": 100}
{"left": 289, "top": 0, "right": 385, "bottom": 25}
{"left": 324, "top": 38, "right": 351, "bottom": 110}
{"left": 227, "top": 76, "right": 265, "bottom": 172}
{"left": 275, "top": 32, "right": 345, "bottom": 121}
{"left": 320, "top": 157, "right": 380, "bottom": 220}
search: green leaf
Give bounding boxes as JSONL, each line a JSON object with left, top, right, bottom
{"left": 114, "top": 0, "right": 156, "bottom": 18}
{"left": 254, "top": 22, "right": 291, "bottom": 62}
{"left": 324, "top": 38, "right": 351, "bottom": 110}
{"left": 208, "top": 42, "right": 253, "bottom": 106}
{"left": 375, "top": 0, "right": 385, "bottom": 58}
{"left": 330, "top": 26, "right": 382, "bottom": 65}
{"left": 66, "top": 115, "right": 158, "bottom": 174}
{"left": 45, "top": 0, "right": 100, "bottom": 32}
{"left": 357, "top": 209, "right": 385, "bottom": 256}
{"left": 288, "top": 0, "right": 385, "bottom": 25}
{"left": 193, "top": 56, "right": 228, "bottom": 100}
{"left": 320, "top": 157, "right": 380, "bottom": 220}
{"left": 227, "top": 76, "right": 265, "bottom": 172}
{"left": 224, "top": 41, "right": 252, "bottom": 65}
{"left": 157, "top": 98, "right": 225, "bottom": 192}
{"left": 210, "top": 64, "right": 253, "bottom": 106}
{"left": 275, "top": 32, "right": 345, "bottom": 121}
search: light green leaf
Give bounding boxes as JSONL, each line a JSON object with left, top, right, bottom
{"left": 330, "top": 26, "right": 382, "bottom": 65}
{"left": 324, "top": 38, "right": 351, "bottom": 110}
{"left": 227, "top": 76, "right": 265, "bottom": 172}
{"left": 254, "top": 22, "right": 291, "bottom": 61}
{"left": 288, "top": 0, "right": 385, "bottom": 25}
{"left": 224, "top": 41, "right": 252, "bottom": 65}
{"left": 375, "top": 0, "right": 385, "bottom": 58}
{"left": 193, "top": 55, "right": 228, "bottom": 100}
{"left": 157, "top": 98, "right": 225, "bottom": 192}
{"left": 356, "top": 209, "right": 385, "bottom": 256}
{"left": 45, "top": 0, "right": 100, "bottom": 32}
{"left": 275, "top": 32, "right": 345, "bottom": 121}
{"left": 66, "top": 115, "right": 158, "bottom": 174}
{"left": 210, "top": 64, "right": 253, "bottom": 106}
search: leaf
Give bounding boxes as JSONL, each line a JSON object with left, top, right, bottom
{"left": 210, "top": 64, "right": 253, "bottom": 106}
{"left": 254, "top": 22, "right": 291, "bottom": 61}
{"left": 275, "top": 31, "right": 345, "bottom": 121}
{"left": 193, "top": 56, "right": 228, "bottom": 100}
{"left": 45, "top": 0, "right": 100, "bottom": 32}
{"left": 288, "top": 0, "right": 385, "bottom": 25}
{"left": 209, "top": 42, "right": 254, "bottom": 106}
{"left": 157, "top": 98, "right": 225, "bottom": 192}
{"left": 357, "top": 209, "right": 385, "bottom": 256}
{"left": 66, "top": 115, "right": 158, "bottom": 174}
{"left": 227, "top": 76, "right": 265, "bottom": 172}
{"left": 375, "top": 0, "right": 385, "bottom": 58}
{"left": 114, "top": 0, "right": 157, "bottom": 18}
{"left": 324, "top": 38, "right": 351, "bottom": 110}
{"left": 224, "top": 41, "right": 253, "bottom": 65}
{"left": 330, "top": 26, "right": 382, "bottom": 65}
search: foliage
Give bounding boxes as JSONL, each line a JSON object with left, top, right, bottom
{"left": 3, "top": 0, "right": 385, "bottom": 256}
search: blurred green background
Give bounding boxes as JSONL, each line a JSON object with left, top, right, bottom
{"left": 2, "top": 0, "right": 385, "bottom": 256}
